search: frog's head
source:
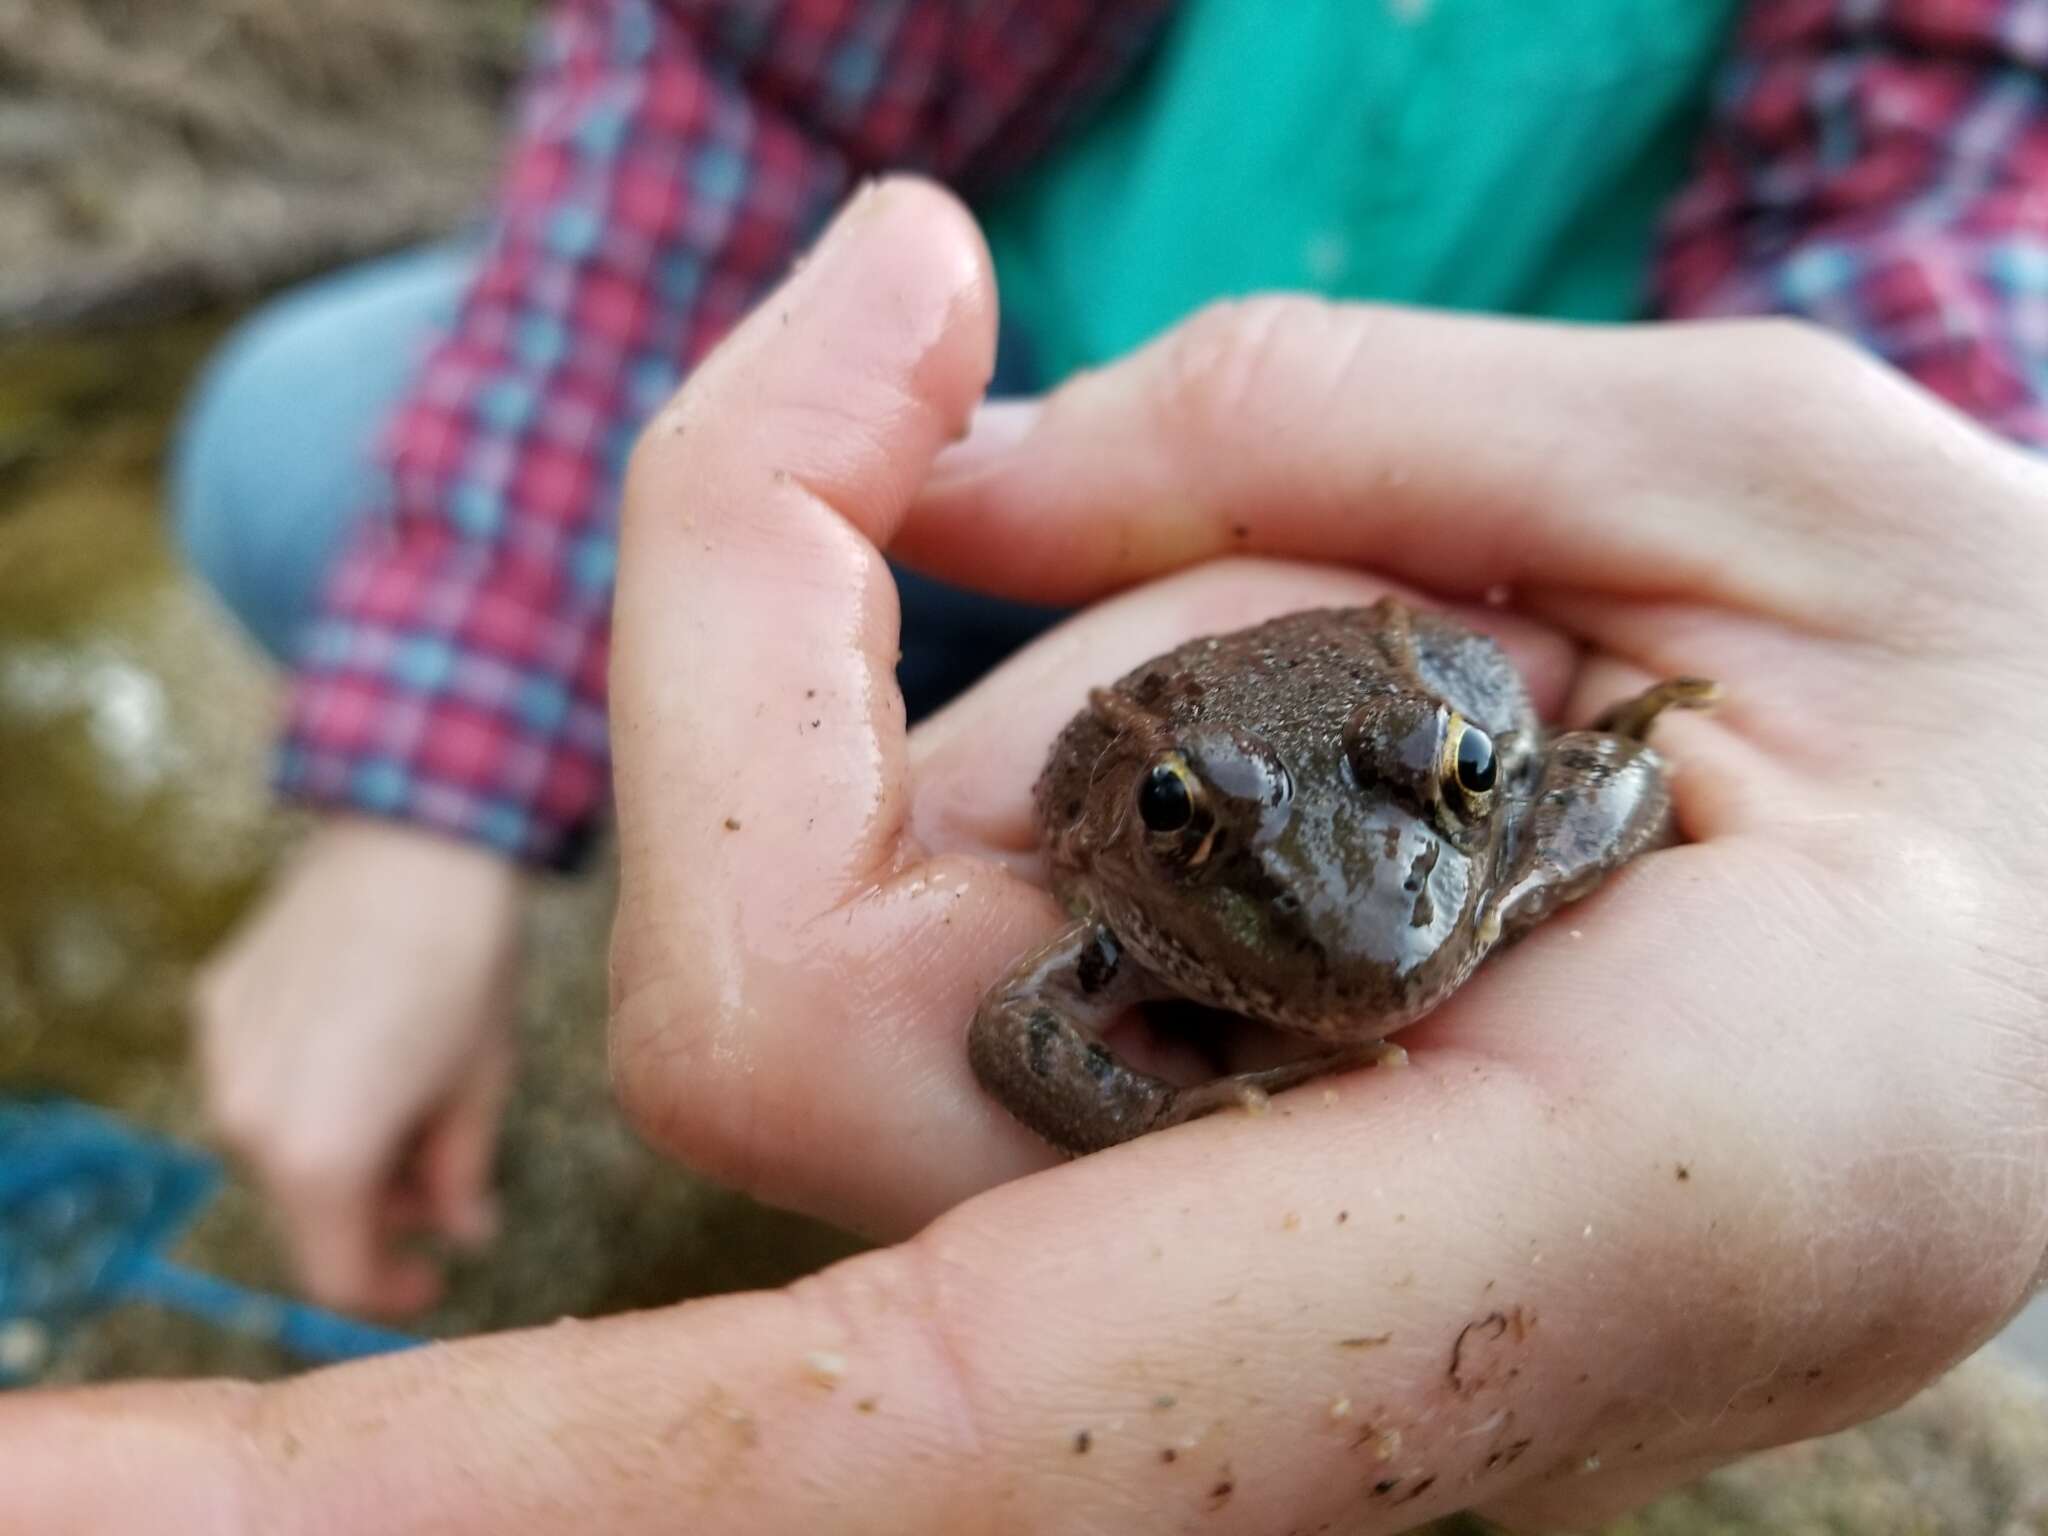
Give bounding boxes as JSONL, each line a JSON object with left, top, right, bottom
{"left": 1067, "top": 685, "right": 1529, "bottom": 1029}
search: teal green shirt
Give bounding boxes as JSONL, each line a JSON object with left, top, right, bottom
{"left": 978, "top": 0, "right": 1741, "bottom": 384}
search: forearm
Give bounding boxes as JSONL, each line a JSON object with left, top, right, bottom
{"left": 277, "top": 0, "right": 851, "bottom": 867}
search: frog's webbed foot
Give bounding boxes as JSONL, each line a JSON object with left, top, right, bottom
{"left": 971, "top": 922, "right": 1390, "bottom": 1155}
{"left": 1590, "top": 676, "right": 1720, "bottom": 742}
{"left": 970, "top": 920, "right": 1172, "bottom": 1155}
{"left": 1491, "top": 736, "right": 1673, "bottom": 943}
{"left": 1488, "top": 676, "right": 1719, "bottom": 943}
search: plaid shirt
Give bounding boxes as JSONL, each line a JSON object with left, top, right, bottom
{"left": 279, "top": 0, "right": 2048, "bottom": 868}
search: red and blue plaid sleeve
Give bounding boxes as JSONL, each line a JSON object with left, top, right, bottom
{"left": 1657, "top": 0, "right": 2048, "bottom": 448}
{"left": 278, "top": 0, "right": 1174, "bottom": 867}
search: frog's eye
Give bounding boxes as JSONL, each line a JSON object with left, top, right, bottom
{"left": 1135, "top": 753, "right": 1222, "bottom": 868}
{"left": 1137, "top": 758, "right": 1197, "bottom": 833}
{"left": 1440, "top": 715, "right": 1498, "bottom": 817}
{"left": 1453, "top": 723, "right": 1497, "bottom": 794}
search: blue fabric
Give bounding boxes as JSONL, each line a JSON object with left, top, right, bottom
{"left": 172, "top": 241, "right": 481, "bottom": 662}
{"left": 0, "top": 1097, "right": 417, "bottom": 1383}
{"left": 171, "top": 245, "right": 1063, "bottom": 718}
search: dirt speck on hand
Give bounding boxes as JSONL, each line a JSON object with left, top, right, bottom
{"left": 1397, "top": 1475, "right": 1438, "bottom": 1504}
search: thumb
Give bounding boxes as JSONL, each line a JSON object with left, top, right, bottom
{"left": 895, "top": 302, "right": 1962, "bottom": 637}
{"left": 604, "top": 175, "right": 1059, "bottom": 1232}
{"left": 608, "top": 172, "right": 998, "bottom": 978}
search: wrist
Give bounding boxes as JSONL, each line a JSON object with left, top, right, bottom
{"left": 304, "top": 815, "right": 526, "bottom": 917}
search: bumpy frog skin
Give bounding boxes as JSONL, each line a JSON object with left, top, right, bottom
{"left": 970, "top": 598, "right": 1718, "bottom": 1155}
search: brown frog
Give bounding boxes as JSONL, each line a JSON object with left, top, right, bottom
{"left": 970, "top": 598, "right": 1717, "bottom": 1155}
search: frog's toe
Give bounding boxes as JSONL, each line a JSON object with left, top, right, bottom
{"left": 1592, "top": 677, "right": 1723, "bottom": 741}
{"left": 1162, "top": 1043, "right": 1405, "bottom": 1129}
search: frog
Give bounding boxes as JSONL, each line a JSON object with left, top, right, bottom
{"left": 969, "top": 597, "right": 1718, "bottom": 1155}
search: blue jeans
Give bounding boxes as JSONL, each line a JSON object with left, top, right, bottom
{"left": 171, "top": 242, "right": 1062, "bottom": 723}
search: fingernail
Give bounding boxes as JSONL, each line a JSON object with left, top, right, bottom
{"left": 925, "top": 399, "right": 1042, "bottom": 491}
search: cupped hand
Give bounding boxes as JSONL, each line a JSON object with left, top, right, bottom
{"left": 12, "top": 178, "right": 2048, "bottom": 1535}
{"left": 195, "top": 817, "right": 518, "bottom": 1316}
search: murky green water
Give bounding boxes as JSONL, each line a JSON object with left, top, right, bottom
{"left": 1, "top": 322, "right": 275, "bottom": 1106}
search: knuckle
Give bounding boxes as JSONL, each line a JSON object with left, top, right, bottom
{"left": 265, "top": 1127, "right": 372, "bottom": 1198}
{"left": 791, "top": 1240, "right": 993, "bottom": 1474}
{"left": 207, "top": 1088, "right": 266, "bottom": 1151}
{"left": 607, "top": 975, "right": 763, "bottom": 1197}
{"left": 1738, "top": 315, "right": 1872, "bottom": 396}
{"left": 1145, "top": 294, "right": 1335, "bottom": 444}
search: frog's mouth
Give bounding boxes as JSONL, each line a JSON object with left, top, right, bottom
{"left": 1102, "top": 999, "right": 1333, "bottom": 1088}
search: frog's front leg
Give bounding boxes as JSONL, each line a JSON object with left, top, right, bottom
{"left": 1491, "top": 679, "right": 1716, "bottom": 941}
{"left": 970, "top": 919, "right": 1182, "bottom": 1155}
{"left": 970, "top": 920, "right": 1350, "bottom": 1155}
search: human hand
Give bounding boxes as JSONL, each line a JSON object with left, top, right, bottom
{"left": 12, "top": 178, "right": 2047, "bottom": 1533}
{"left": 194, "top": 817, "right": 518, "bottom": 1316}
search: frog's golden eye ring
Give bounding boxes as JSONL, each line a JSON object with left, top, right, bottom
{"left": 1137, "top": 756, "right": 1197, "bottom": 834}
{"left": 1453, "top": 722, "right": 1497, "bottom": 794}
{"left": 1136, "top": 752, "right": 1222, "bottom": 868}
{"left": 1440, "top": 715, "right": 1498, "bottom": 815}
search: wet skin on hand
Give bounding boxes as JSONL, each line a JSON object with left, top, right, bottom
{"left": 969, "top": 598, "right": 1718, "bottom": 1155}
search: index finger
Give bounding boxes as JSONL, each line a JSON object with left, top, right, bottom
{"left": 896, "top": 301, "right": 2030, "bottom": 636}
